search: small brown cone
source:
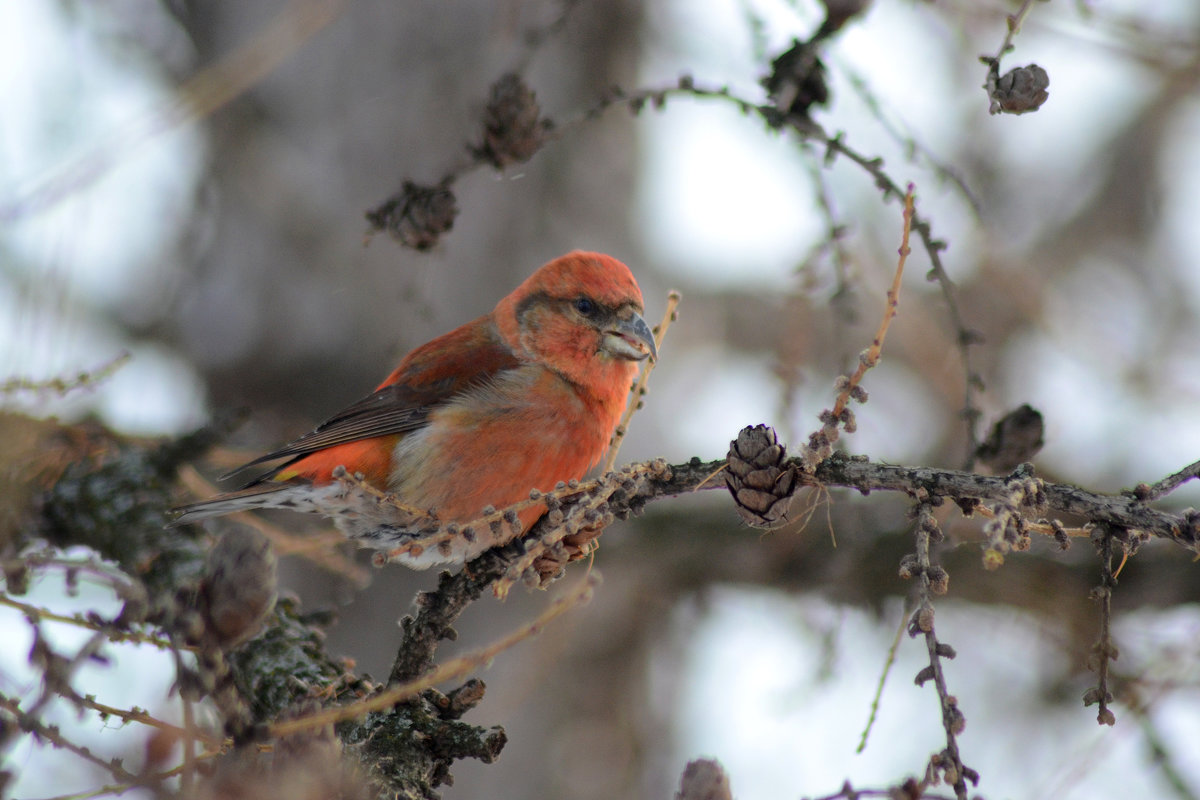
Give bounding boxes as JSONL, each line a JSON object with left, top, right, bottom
{"left": 365, "top": 180, "right": 458, "bottom": 251}
{"left": 475, "top": 73, "right": 550, "bottom": 168}
{"left": 200, "top": 528, "right": 277, "bottom": 650}
{"left": 989, "top": 64, "right": 1050, "bottom": 115}
{"left": 725, "top": 425, "right": 797, "bottom": 528}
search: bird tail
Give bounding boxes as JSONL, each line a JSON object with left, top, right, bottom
{"left": 169, "top": 483, "right": 346, "bottom": 527}
{"left": 169, "top": 482, "right": 493, "bottom": 570}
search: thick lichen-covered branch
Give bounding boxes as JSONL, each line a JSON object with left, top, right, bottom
{"left": 8, "top": 412, "right": 1200, "bottom": 799}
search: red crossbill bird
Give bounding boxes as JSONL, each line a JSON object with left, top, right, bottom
{"left": 173, "top": 251, "right": 655, "bottom": 567}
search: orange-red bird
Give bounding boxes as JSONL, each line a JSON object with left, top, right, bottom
{"left": 173, "top": 251, "right": 655, "bottom": 567}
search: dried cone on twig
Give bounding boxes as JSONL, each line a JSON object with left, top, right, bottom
{"left": 725, "top": 425, "right": 797, "bottom": 528}
{"left": 475, "top": 73, "right": 551, "bottom": 168}
{"left": 364, "top": 180, "right": 458, "bottom": 251}
{"left": 989, "top": 64, "right": 1050, "bottom": 115}
{"left": 975, "top": 403, "right": 1045, "bottom": 473}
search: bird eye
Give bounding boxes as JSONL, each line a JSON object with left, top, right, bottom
{"left": 573, "top": 297, "right": 597, "bottom": 316}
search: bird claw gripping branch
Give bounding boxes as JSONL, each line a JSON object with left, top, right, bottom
{"left": 725, "top": 425, "right": 798, "bottom": 529}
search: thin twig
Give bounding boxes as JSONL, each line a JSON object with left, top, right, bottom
{"left": 810, "top": 129, "right": 984, "bottom": 463}
{"left": 0, "top": 351, "right": 131, "bottom": 397}
{"left": 16, "top": 749, "right": 225, "bottom": 800}
{"left": 7, "top": 551, "right": 151, "bottom": 593}
{"left": 24, "top": 628, "right": 109, "bottom": 720}
{"left": 1086, "top": 527, "right": 1119, "bottom": 726}
{"left": 0, "top": 692, "right": 139, "bottom": 783}
{"left": 833, "top": 186, "right": 912, "bottom": 421}
{"left": 79, "top": 694, "right": 225, "bottom": 749}
{"left": 1134, "top": 458, "right": 1200, "bottom": 501}
{"left": 802, "top": 187, "right": 915, "bottom": 469}
{"left": 602, "top": 290, "right": 680, "bottom": 474}
{"left": 970, "top": 502, "right": 1088, "bottom": 539}
{"left": 0, "top": 594, "right": 176, "bottom": 651}
{"left": 840, "top": 67, "right": 982, "bottom": 219}
{"left": 982, "top": 0, "right": 1040, "bottom": 69}
{"left": 857, "top": 600, "right": 909, "bottom": 754}
{"left": 910, "top": 503, "right": 972, "bottom": 799}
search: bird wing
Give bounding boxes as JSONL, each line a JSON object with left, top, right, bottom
{"left": 224, "top": 315, "right": 522, "bottom": 480}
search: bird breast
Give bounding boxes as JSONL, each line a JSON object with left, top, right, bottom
{"left": 386, "top": 363, "right": 621, "bottom": 523}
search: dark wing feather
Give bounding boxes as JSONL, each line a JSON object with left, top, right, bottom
{"left": 223, "top": 386, "right": 434, "bottom": 476}
{"left": 221, "top": 316, "right": 522, "bottom": 481}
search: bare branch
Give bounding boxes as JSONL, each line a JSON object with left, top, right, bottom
{"left": 909, "top": 503, "right": 975, "bottom": 799}
{"left": 1084, "top": 527, "right": 1120, "bottom": 726}
{"left": 803, "top": 187, "right": 914, "bottom": 469}
{"left": 1133, "top": 459, "right": 1200, "bottom": 502}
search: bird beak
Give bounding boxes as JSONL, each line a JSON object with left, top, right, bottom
{"left": 605, "top": 310, "right": 658, "bottom": 362}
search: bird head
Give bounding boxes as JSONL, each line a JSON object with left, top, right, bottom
{"left": 495, "top": 251, "right": 656, "bottom": 390}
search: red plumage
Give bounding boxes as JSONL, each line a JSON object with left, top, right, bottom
{"left": 173, "top": 251, "right": 655, "bottom": 567}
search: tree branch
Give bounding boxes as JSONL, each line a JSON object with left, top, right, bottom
{"left": 601, "top": 452, "right": 1200, "bottom": 554}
